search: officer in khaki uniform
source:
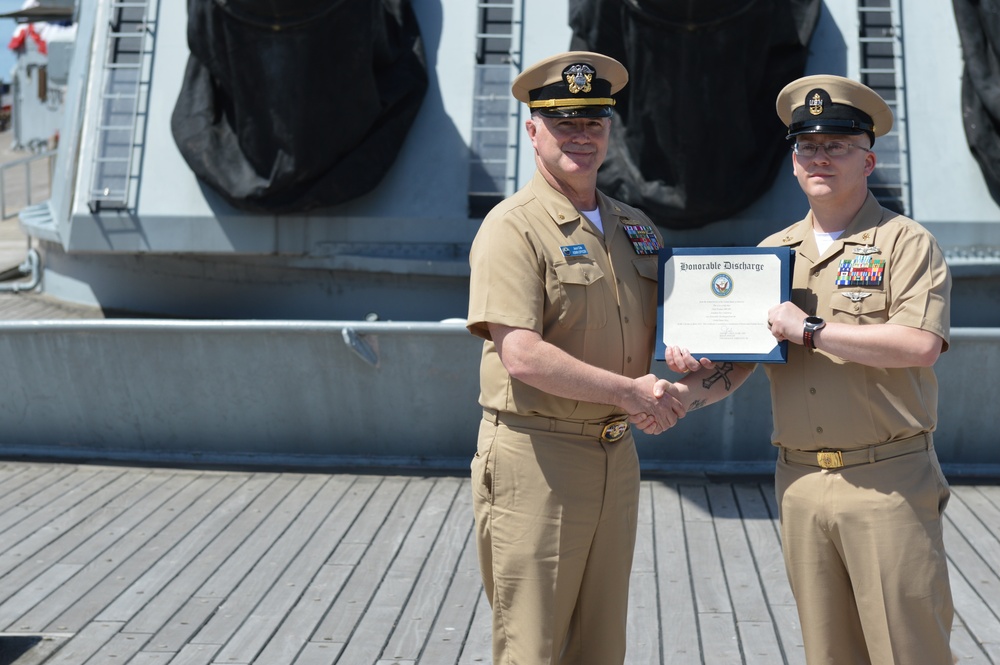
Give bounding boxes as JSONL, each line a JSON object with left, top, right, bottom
{"left": 665, "top": 75, "right": 954, "bottom": 664}
{"left": 467, "top": 52, "right": 685, "bottom": 664}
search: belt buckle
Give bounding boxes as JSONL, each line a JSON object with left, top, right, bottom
{"left": 600, "top": 419, "right": 629, "bottom": 444}
{"left": 816, "top": 450, "right": 844, "bottom": 469}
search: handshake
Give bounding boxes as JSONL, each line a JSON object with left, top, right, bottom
{"left": 625, "top": 347, "right": 719, "bottom": 436}
{"left": 625, "top": 374, "right": 687, "bottom": 436}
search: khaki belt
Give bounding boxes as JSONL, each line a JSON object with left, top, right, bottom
{"left": 483, "top": 409, "right": 630, "bottom": 444}
{"left": 780, "top": 432, "right": 932, "bottom": 470}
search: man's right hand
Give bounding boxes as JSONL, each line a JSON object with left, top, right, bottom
{"left": 625, "top": 374, "right": 686, "bottom": 435}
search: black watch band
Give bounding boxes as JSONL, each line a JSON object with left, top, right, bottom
{"left": 803, "top": 316, "right": 826, "bottom": 349}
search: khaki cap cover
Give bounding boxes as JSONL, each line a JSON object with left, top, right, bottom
{"left": 776, "top": 74, "right": 893, "bottom": 139}
{"left": 511, "top": 51, "right": 628, "bottom": 107}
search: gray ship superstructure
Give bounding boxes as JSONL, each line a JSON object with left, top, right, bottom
{"left": 1, "top": 0, "right": 998, "bottom": 471}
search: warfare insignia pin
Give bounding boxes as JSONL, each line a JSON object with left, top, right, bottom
{"left": 564, "top": 64, "right": 595, "bottom": 95}
{"left": 853, "top": 245, "right": 881, "bottom": 256}
{"left": 808, "top": 92, "right": 824, "bottom": 116}
{"left": 842, "top": 291, "right": 872, "bottom": 303}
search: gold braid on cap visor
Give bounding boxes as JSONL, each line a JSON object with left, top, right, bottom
{"left": 527, "top": 98, "right": 616, "bottom": 109}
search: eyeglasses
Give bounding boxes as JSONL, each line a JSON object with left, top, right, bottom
{"left": 793, "top": 141, "right": 872, "bottom": 158}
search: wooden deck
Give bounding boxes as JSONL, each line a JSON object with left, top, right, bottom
{"left": 0, "top": 462, "right": 997, "bottom": 664}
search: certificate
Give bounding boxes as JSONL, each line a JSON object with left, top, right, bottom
{"left": 655, "top": 247, "right": 793, "bottom": 363}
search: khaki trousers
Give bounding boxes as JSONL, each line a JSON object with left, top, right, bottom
{"left": 776, "top": 443, "right": 954, "bottom": 665}
{"left": 471, "top": 417, "right": 641, "bottom": 665}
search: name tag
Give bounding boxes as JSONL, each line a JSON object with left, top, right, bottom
{"left": 561, "top": 244, "right": 589, "bottom": 257}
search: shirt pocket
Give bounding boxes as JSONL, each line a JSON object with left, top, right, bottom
{"left": 633, "top": 257, "right": 660, "bottom": 328}
{"left": 829, "top": 290, "right": 887, "bottom": 323}
{"left": 552, "top": 259, "right": 608, "bottom": 330}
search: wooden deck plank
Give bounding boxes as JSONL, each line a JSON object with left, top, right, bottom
{"left": 946, "top": 555, "right": 1000, "bottom": 662}
{"left": 0, "top": 467, "right": 106, "bottom": 548}
{"left": 144, "top": 475, "right": 328, "bottom": 646}
{"left": 94, "top": 474, "right": 276, "bottom": 624}
{"left": 48, "top": 474, "right": 254, "bottom": 632}
{"left": 626, "top": 483, "right": 660, "bottom": 665}
{"left": 457, "top": 591, "right": 493, "bottom": 665}
{"left": 313, "top": 477, "right": 418, "bottom": 643}
{"left": 246, "top": 477, "right": 383, "bottom": 665}
{"left": 40, "top": 621, "right": 123, "bottom": 665}
{"left": 334, "top": 478, "right": 462, "bottom": 665}
{"left": 707, "top": 484, "right": 772, "bottom": 623}
{"left": 680, "top": 485, "right": 732, "bottom": 616}
{"left": 420, "top": 525, "right": 486, "bottom": 665}
{"left": 149, "top": 475, "right": 356, "bottom": 655}
{"left": 0, "top": 471, "right": 164, "bottom": 606}
{"left": 379, "top": 478, "right": 474, "bottom": 662}
{"left": 116, "top": 474, "right": 303, "bottom": 635}
{"left": 0, "top": 463, "right": 994, "bottom": 664}
{"left": 14, "top": 474, "right": 225, "bottom": 634}
{"left": 944, "top": 494, "right": 1000, "bottom": 622}
{"left": 651, "top": 480, "right": 701, "bottom": 665}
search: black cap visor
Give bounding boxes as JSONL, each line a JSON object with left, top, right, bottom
{"left": 535, "top": 105, "right": 614, "bottom": 119}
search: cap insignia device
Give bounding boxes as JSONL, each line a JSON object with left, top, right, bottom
{"left": 564, "top": 64, "right": 594, "bottom": 94}
{"left": 808, "top": 92, "right": 823, "bottom": 116}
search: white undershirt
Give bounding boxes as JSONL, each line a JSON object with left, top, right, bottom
{"left": 814, "top": 229, "right": 844, "bottom": 255}
{"left": 581, "top": 208, "right": 603, "bottom": 234}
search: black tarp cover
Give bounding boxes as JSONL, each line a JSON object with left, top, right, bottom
{"left": 569, "top": 0, "right": 820, "bottom": 229}
{"left": 954, "top": 0, "right": 1000, "bottom": 202}
{"left": 171, "top": 0, "right": 428, "bottom": 213}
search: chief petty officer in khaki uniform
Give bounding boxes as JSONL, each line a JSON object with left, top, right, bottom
{"left": 665, "top": 75, "right": 954, "bottom": 664}
{"left": 466, "top": 51, "right": 686, "bottom": 664}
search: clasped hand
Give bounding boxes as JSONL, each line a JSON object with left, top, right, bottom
{"left": 625, "top": 374, "right": 686, "bottom": 435}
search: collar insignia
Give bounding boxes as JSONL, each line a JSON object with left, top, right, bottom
{"left": 842, "top": 291, "right": 872, "bottom": 303}
{"left": 853, "top": 245, "right": 881, "bottom": 256}
{"left": 782, "top": 235, "right": 794, "bottom": 243}
{"left": 861, "top": 232, "right": 871, "bottom": 241}
{"left": 564, "top": 64, "right": 594, "bottom": 95}
{"left": 808, "top": 92, "right": 823, "bottom": 116}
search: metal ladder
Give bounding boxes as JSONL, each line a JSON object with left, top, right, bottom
{"left": 858, "top": 0, "right": 910, "bottom": 215}
{"left": 88, "top": 0, "right": 152, "bottom": 212}
{"left": 468, "top": 0, "right": 523, "bottom": 217}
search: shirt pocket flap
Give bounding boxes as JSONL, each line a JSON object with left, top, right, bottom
{"left": 633, "top": 257, "right": 659, "bottom": 281}
{"left": 553, "top": 259, "right": 605, "bottom": 286}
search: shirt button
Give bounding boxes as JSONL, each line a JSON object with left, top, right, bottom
{"left": 855, "top": 304, "right": 861, "bottom": 311}
{"left": 623, "top": 317, "right": 629, "bottom": 324}
{"left": 809, "top": 387, "right": 816, "bottom": 395}
{"left": 627, "top": 356, "right": 632, "bottom": 363}
{"left": 816, "top": 427, "right": 823, "bottom": 434}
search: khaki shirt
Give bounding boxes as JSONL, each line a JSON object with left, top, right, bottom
{"left": 760, "top": 192, "right": 951, "bottom": 450}
{"left": 467, "top": 171, "right": 663, "bottom": 421}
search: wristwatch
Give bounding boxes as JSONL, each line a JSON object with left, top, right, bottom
{"left": 803, "top": 316, "right": 826, "bottom": 349}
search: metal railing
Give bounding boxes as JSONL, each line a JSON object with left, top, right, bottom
{"left": 0, "top": 149, "right": 57, "bottom": 219}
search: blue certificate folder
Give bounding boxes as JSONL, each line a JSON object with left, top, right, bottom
{"left": 655, "top": 246, "right": 793, "bottom": 363}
